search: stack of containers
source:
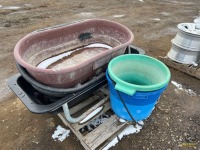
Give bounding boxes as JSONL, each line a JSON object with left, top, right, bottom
{"left": 167, "top": 18, "right": 200, "bottom": 65}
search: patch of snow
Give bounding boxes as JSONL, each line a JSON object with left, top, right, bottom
{"left": 113, "top": 14, "right": 125, "bottom": 18}
{"left": 37, "top": 43, "right": 112, "bottom": 69}
{"left": 153, "top": 18, "right": 161, "bottom": 21}
{"left": 191, "top": 62, "right": 198, "bottom": 67}
{"left": 80, "top": 106, "right": 103, "bottom": 124}
{"left": 0, "top": 5, "right": 2, "bottom": 8}
{"left": 80, "top": 106, "right": 103, "bottom": 123}
{"left": 78, "top": 12, "right": 94, "bottom": 17}
{"left": 52, "top": 125, "right": 70, "bottom": 142}
{"left": 119, "top": 118, "right": 126, "bottom": 123}
{"left": 138, "top": 120, "right": 144, "bottom": 125}
{"left": 171, "top": 81, "right": 197, "bottom": 96}
{"left": 139, "top": 0, "right": 144, "bottom": 2}
{"left": 171, "top": 81, "right": 183, "bottom": 90}
{"left": 2, "top": 6, "right": 21, "bottom": 10}
{"left": 103, "top": 122, "right": 143, "bottom": 150}
{"left": 168, "top": 1, "right": 194, "bottom": 5}
{"left": 37, "top": 50, "right": 78, "bottom": 69}
{"left": 86, "top": 43, "right": 112, "bottom": 49}
{"left": 103, "top": 137, "right": 118, "bottom": 150}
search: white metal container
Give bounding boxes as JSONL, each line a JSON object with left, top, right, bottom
{"left": 173, "top": 23, "right": 200, "bottom": 50}
{"left": 168, "top": 40, "right": 200, "bottom": 64}
{"left": 167, "top": 22, "right": 200, "bottom": 64}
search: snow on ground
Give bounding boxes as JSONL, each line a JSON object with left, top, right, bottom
{"left": 171, "top": 81, "right": 198, "bottom": 96}
{"left": 52, "top": 125, "right": 70, "bottom": 142}
{"left": 153, "top": 18, "right": 161, "bottom": 21}
{"left": 0, "top": 6, "right": 21, "bottom": 10}
{"left": 103, "top": 121, "right": 144, "bottom": 150}
{"left": 78, "top": 12, "right": 94, "bottom": 17}
{"left": 113, "top": 14, "right": 125, "bottom": 18}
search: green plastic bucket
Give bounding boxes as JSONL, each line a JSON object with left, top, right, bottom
{"left": 108, "top": 54, "right": 171, "bottom": 96}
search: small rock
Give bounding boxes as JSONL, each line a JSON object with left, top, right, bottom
{"left": 32, "top": 140, "right": 39, "bottom": 144}
{"left": 157, "top": 106, "right": 169, "bottom": 113}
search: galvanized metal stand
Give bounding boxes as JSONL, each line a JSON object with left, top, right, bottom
{"left": 58, "top": 86, "right": 128, "bottom": 150}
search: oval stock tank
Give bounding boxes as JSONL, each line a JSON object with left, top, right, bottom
{"left": 14, "top": 19, "right": 134, "bottom": 88}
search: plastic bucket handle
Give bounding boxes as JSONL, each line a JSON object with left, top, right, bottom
{"left": 115, "top": 83, "right": 136, "bottom": 96}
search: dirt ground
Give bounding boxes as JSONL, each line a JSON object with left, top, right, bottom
{"left": 0, "top": 0, "right": 200, "bottom": 149}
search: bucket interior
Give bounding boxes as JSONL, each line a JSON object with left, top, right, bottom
{"left": 108, "top": 54, "right": 170, "bottom": 93}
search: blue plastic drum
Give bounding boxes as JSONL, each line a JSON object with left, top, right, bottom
{"left": 106, "top": 70, "right": 167, "bottom": 121}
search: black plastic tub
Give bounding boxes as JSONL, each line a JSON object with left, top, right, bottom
{"left": 15, "top": 45, "right": 145, "bottom": 98}
{"left": 8, "top": 74, "right": 107, "bottom": 114}
{"left": 16, "top": 63, "right": 106, "bottom": 98}
{"left": 8, "top": 45, "right": 145, "bottom": 114}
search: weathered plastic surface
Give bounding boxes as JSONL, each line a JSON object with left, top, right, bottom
{"left": 14, "top": 19, "right": 134, "bottom": 88}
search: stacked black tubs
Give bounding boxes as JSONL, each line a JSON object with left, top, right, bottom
{"left": 8, "top": 45, "right": 145, "bottom": 114}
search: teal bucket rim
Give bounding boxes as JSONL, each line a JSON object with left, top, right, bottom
{"left": 108, "top": 54, "right": 171, "bottom": 96}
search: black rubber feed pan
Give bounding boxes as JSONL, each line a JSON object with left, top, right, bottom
{"left": 16, "top": 63, "right": 106, "bottom": 98}
{"left": 8, "top": 74, "right": 107, "bottom": 114}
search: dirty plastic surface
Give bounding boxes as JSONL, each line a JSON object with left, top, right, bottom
{"left": 14, "top": 19, "right": 133, "bottom": 88}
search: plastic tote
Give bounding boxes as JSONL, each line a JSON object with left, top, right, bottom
{"left": 107, "top": 54, "right": 171, "bottom": 121}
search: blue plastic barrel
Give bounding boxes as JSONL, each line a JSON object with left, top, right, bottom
{"left": 106, "top": 70, "right": 167, "bottom": 121}
{"left": 106, "top": 54, "right": 170, "bottom": 121}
